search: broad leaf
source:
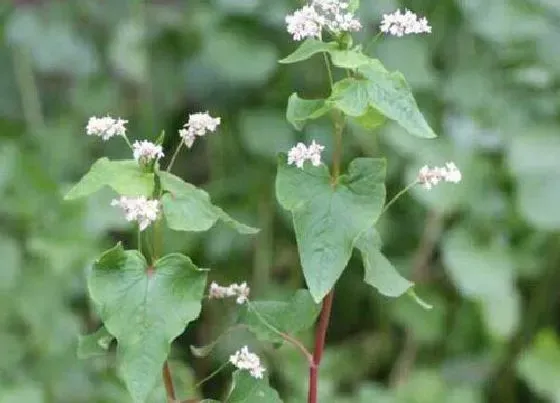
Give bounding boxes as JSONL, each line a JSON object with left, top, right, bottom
{"left": 355, "top": 228, "right": 413, "bottom": 298}
{"left": 330, "top": 60, "right": 436, "bottom": 138}
{"left": 88, "top": 244, "right": 208, "bottom": 403}
{"left": 159, "top": 171, "right": 258, "bottom": 234}
{"left": 239, "top": 289, "right": 320, "bottom": 343}
{"left": 226, "top": 370, "right": 282, "bottom": 403}
{"left": 329, "top": 49, "right": 371, "bottom": 69}
{"left": 276, "top": 155, "right": 386, "bottom": 302}
{"left": 286, "top": 93, "right": 331, "bottom": 130}
{"left": 354, "top": 107, "right": 386, "bottom": 130}
{"left": 65, "top": 158, "right": 154, "bottom": 200}
{"left": 77, "top": 326, "right": 115, "bottom": 359}
{"left": 279, "top": 39, "right": 338, "bottom": 64}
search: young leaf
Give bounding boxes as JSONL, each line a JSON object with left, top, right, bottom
{"left": 77, "top": 326, "right": 115, "bottom": 359}
{"left": 286, "top": 93, "right": 331, "bottom": 130}
{"left": 330, "top": 60, "right": 436, "bottom": 139}
{"left": 226, "top": 370, "right": 282, "bottom": 403}
{"left": 354, "top": 107, "right": 386, "bottom": 130}
{"left": 238, "top": 289, "right": 320, "bottom": 343}
{"left": 329, "top": 49, "right": 371, "bottom": 69}
{"left": 276, "top": 156, "right": 386, "bottom": 302}
{"left": 88, "top": 244, "right": 208, "bottom": 403}
{"left": 158, "top": 171, "right": 259, "bottom": 234}
{"left": 65, "top": 158, "right": 154, "bottom": 200}
{"left": 279, "top": 39, "right": 338, "bottom": 64}
{"left": 355, "top": 227, "right": 413, "bottom": 298}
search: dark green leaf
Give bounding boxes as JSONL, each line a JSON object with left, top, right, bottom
{"left": 276, "top": 155, "right": 386, "bottom": 302}
{"left": 77, "top": 326, "right": 114, "bottom": 359}
{"left": 159, "top": 171, "right": 258, "bottom": 234}
{"left": 226, "top": 370, "right": 282, "bottom": 403}
{"left": 279, "top": 39, "right": 338, "bottom": 64}
{"left": 88, "top": 244, "right": 208, "bottom": 402}
{"left": 64, "top": 158, "right": 154, "bottom": 200}
{"left": 286, "top": 93, "right": 331, "bottom": 130}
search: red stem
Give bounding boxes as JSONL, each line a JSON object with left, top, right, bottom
{"left": 163, "top": 360, "right": 176, "bottom": 402}
{"left": 308, "top": 290, "right": 334, "bottom": 403}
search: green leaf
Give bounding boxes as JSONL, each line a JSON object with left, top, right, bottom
{"left": 88, "top": 244, "right": 208, "bottom": 403}
{"left": 239, "top": 289, "right": 320, "bottom": 343}
{"left": 355, "top": 228, "right": 413, "bottom": 298}
{"left": 329, "top": 60, "right": 436, "bottom": 138}
{"left": 276, "top": 155, "right": 386, "bottom": 302}
{"left": 329, "top": 49, "right": 371, "bottom": 69}
{"left": 517, "top": 330, "right": 560, "bottom": 402}
{"left": 279, "top": 39, "right": 338, "bottom": 64}
{"left": 286, "top": 93, "right": 331, "bottom": 130}
{"left": 64, "top": 158, "right": 154, "bottom": 200}
{"left": 77, "top": 326, "right": 115, "bottom": 359}
{"left": 159, "top": 171, "right": 258, "bottom": 234}
{"left": 354, "top": 107, "right": 386, "bottom": 130}
{"left": 226, "top": 370, "right": 282, "bottom": 403}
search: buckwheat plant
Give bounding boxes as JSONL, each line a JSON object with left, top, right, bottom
{"left": 68, "top": 2, "right": 461, "bottom": 402}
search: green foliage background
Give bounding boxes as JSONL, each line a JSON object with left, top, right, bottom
{"left": 1, "top": 0, "right": 560, "bottom": 402}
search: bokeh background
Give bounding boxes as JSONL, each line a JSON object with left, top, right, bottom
{"left": 1, "top": 0, "right": 560, "bottom": 402}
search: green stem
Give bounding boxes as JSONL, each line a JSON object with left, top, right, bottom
{"left": 166, "top": 140, "right": 184, "bottom": 173}
{"left": 322, "top": 52, "right": 334, "bottom": 90}
{"left": 195, "top": 360, "right": 230, "bottom": 389}
{"left": 122, "top": 134, "right": 134, "bottom": 150}
{"left": 365, "top": 32, "right": 383, "bottom": 54}
{"left": 382, "top": 180, "right": 419, "bottom": 215}
{"left": 137, "top": 228, "right": 143, "bottom": 254}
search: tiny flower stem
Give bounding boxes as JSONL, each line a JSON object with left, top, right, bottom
{"left": 247, "top": 302, "right": 314, "bottom": 366}
{"left": 195, "top": 360, "right": 231, "bottom": 389}
{"left": 365, "top": 31, "right": 383, "bottom": 54}
{"left": 167, "top": 139, "right": 185, "bottom": 173}
{"left": 122, "top": 134, "right": 134, "bottom": 150}
{"left": 382, "top": 180, "right": 419, "bottom": 215}
{"left": 137, "top": 228, "right": 143, "bottom": 254}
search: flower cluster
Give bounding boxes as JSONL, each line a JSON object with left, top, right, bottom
{"left": 229, "top": 346, "right": 266, "bottom": 379}
{"left": 111, "top": 196, "right": 160, "bottom": 231}
{"left": 287, "top": 140, "right": 325, "bottom": 169}
{"left": 132, "top": 140, "right": 164, "bottom": 164}
{"left": 179, "top": 112, "right": 221, "bottom": 148}
{"left": 380, "top": 9, "right": 432, "bottom": 37}
{"left": 208, "top": 281, "right": 250, "bottom": 305}
{"left": 417, "top": 162, "right": 462, "bottom": 190}
{"left": 286, "top": 0, "right": 361, "bottom": 41}
{"left": 86, "top": 116, "right": 128, "bottom": 140}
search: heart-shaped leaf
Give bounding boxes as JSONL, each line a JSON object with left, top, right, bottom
{"left": 286, "top": 93, "right": 331, "bottom": 130}
{"left": 279, "top": 39, "right": 338, "bottom": 64}
{"left": 226, "top": 370, "right": 282, "bottom": 403}
{"left": 88, "top": 244, "right": 208, "bottom": 402}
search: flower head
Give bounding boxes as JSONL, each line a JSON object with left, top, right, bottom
{"left": 285, "top": 0, "right": 361, "bottom": 41}
{"left": 417, "top": 162, "right": 462, "bottom": 190}
{"left": 229, "top": 346, "right": 266, "bottom": 379}
{"left": 111, "top": 196, "right": 160, "bottom": 231}
{"left": 133, "top": 140, "right": 164, "bottom": 164}
{"left": 208, "top": 281, "right": 250, "bottom": 305}
{"left": 287, "top": 140, "right": 325, "bottom": 169}
{"left": 86, "top": 116, "right": 128, "bottom": 140}
{"left": 380, "top": 9, "right": 432, "bottom": 37}
{"left": 179, "top": 112, "right": 221, "bottom": 148}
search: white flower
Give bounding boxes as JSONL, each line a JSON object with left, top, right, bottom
{"left": 111, "top": 196, "right": 160, "bottom": 231}
{"left": 133, "top": 140, "right": 164, "bottom": 164}
{"left": 229, "top": 346, "right": 266, "bottom": 379}
{"left": 380, "top": 9, "right": 432, "bottom": 37}
{"left": 287, "top": 140, "right": 325, "bottom": 169}
{"left": 285, "top": 0, "right": 360, "bottom": 41}
{"left": 86, "top": 116, "right": 128, "bottom": 140}
{"left": 179, "top": 112, "right": 221, "bottom": 148}
{"left": 417, "top": 162, "right": 462, "bottom": 190}
{"left": 208, "top": 281, "right": 250, "bottom": 304}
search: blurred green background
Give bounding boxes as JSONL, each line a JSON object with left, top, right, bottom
{"left": 1, "top": 0, "right": 560, "bottom": 402}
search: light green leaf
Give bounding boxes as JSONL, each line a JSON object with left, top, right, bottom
{"left": 286, "top": 93, "right": 331, "bottom": 130}
{"left": 88, "top": 244, "right": 208, "bottom": 403}
{"left": 159, "top": 171, "right": 258, "bottom": 234}
{"left": 239, "top": 289, "right": 321, "bottom": 343}
{"left": 276, "top": 155, "right": 386, "bottom": 302}
{"left": 355, "top": 228, "right": 413, "bottom": 298}
{"left": 279, "top": 39, "right": 338, "bottom": 64}
{"left": 330, "top": 60, "right": 436, "bottom": 138}
{"left": 226, "top": 370, "right": 282, "bottom": 403}
{"left": 354, "top": 107, "right": 386, "bottom": 130}
{"left": 329, "top": 49, "right": 371, "bottom": 69}
{"left": 77, "top": 326, "right": 115, "bottom": 359}
{"left": 517, "top": 330, "right": 560, "bottom": 402}
{"left": 64, "top": 158, "right": 154, "bottom": 200}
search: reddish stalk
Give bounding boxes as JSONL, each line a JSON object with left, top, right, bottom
{"left": 308, "top": 290, "right": 335, "bottom": 403}
{"left": 163, "top": 361, "right": 176, "bottom": 402}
